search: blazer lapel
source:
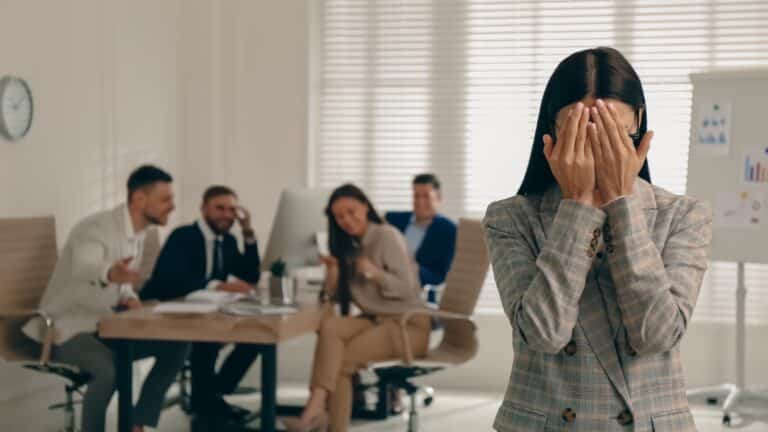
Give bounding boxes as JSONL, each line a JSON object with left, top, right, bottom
{"left": 577, "top": 282, "right": 632, "bottom": 404}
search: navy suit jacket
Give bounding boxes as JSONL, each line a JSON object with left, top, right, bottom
{"left": 140, "top": 223, "right": 261, "bottom": 301}
{"left": 385, "top": 211, "right": 456, "bottom": 286}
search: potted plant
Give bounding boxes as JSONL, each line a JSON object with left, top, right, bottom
{"left": 269, "top": 258, "right": 294, "bottom": 304}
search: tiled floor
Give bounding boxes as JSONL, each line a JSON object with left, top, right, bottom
{"left": 2, "top": 385, "right": 767, "bottom": 431}
{"left": 127, "top": 387, "right": 768, "bottom": 432}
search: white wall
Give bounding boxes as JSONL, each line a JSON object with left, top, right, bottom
{"left": 0, "top": 0, "right": 181, "bottom": 406}
{"left": 0, "top": 0, "right": 308, "bottom": 414}
{"left": 177, "top": 0, "right": 308, "bottom": 241}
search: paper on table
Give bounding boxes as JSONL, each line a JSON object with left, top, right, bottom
{"left": 153, "top": 302, "right": 219, "bottom": 314}
{"left": 185, "top": 290, "right": 245, "bottom": 305}
{"left": 220, "top": 302, "right": 297, "bottom": 316}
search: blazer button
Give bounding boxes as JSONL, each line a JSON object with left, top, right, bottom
{"left": 616, "top": 409, "right": 634, "bottom": 426}
{"left": 562, "top": 408, "right": 576, "bottom": 423}
{"left": 596, "top": 251, "right": 604, "bottom": 259}
{"left": 564, "top": 340, "right": 578, "bottom": 356}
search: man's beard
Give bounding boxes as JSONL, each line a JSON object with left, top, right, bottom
{"left": 144, "top": 211, "right": 164, "bottom": 226}
{"left": 205, "top": 218, "right": 233, "bottom": 235}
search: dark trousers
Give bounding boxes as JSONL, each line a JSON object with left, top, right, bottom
{"left": 190, "top": 342, "right": 262, "bottom": 412}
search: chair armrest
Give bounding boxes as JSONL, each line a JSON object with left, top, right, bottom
{"left": 0, "top": 308, "right": 55, "bottom": 365}
{"left": 0, "top": 308, "right": 41, "bottom": 318}
{"left": 396, "top": 308, "right": 476, "bottom": 364}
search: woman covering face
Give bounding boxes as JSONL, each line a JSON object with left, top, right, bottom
{"left": 484, "top": 47, "right": 713, "bottom": 432}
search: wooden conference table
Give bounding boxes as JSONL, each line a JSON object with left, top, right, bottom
{"left": 99, "top": 302, "right": 326, "bottom": 432}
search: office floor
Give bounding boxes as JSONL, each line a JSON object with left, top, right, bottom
{"left": 3, "top": 384, "right": 767, "bottom": 431}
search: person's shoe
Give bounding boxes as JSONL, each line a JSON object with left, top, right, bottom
{"left": 390, "top": 388, "right": 404, "bottom": 415}
{"left": 194, "top": 397, "right": 252, "bottom": 424}
{"left": 223, "top": 401, "right": 252, "bottom": 422}
{"left": 280, "top": 412, "right": 329, "bottom": 432}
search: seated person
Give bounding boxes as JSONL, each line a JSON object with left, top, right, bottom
{"left": 386, "top": 173, "right": 457, "bottom": 303}
{"left": 141, "top": 185, "right": 261, "bottom": 423}
{"left": 23, "top": 165, "right": 188, "bottom": 432}
{"left": 283, "top": 184, "right": 431, "bottom": 432}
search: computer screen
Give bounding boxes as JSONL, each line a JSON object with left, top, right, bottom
{"left": 261, "top": 187, "right": 332, "bottom": 272}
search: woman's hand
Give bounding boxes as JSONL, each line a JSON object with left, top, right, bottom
{"left": 543, "top": 102, "right": 595, "bottom": 206}
{"left": 588, "top": 99, "right": 653, "bottom": 203}
{"left": 356, "top": 256, "right": 382, "bottom": 282}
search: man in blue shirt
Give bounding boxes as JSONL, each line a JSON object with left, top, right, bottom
{"left": 385, "top": 173, "right": 457, "bottom": 304}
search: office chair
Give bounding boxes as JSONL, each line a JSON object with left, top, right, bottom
{"left": 0, "top": 217, "right": 91, "bottom": 432}
{"left": 354, "top": 218, "right": 490, "bottom": 432}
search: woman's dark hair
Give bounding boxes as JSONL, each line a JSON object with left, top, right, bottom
{"left": 324, "top": 184, "right": 383, "bottom": 315}
{"left": 517, "top": 47, "right": 651, "bottom": 196}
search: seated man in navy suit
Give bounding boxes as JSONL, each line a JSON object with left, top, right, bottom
{"left": 141, "top": 185, "right": 261, "bottom": 424}
{"left": 385, "top": 173, "right": 457, "bottom": 304}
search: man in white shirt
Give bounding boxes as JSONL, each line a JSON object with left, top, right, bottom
{"left": 23, "top": 165, "right": 189, "bottom": 432}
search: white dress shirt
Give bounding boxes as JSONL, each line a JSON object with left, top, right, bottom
{"left": 197, "top": 219, "right": 225, "bottom": 291}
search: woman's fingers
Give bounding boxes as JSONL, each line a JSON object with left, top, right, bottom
{"left": 591, "top": 106, "right": 613, "bottom": 159}
{"left": 562, "top": 102, "right": 584, "bottom": 159}
{"left": 575, "top": 105, "right": 590, "bottom": 158}
{"left": 543, "top": 133, "right": 554, "bottom": 161}
{"left": 588, "top": 122, "right": 601, "bottom": 161}
{"left": 607, "top": 101, "right": 636, "bottom": 153}
{"left": 597, "top": 100, "right": 625, "bottom": 155}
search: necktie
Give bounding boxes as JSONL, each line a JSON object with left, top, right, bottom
{"left": 211, "top": 238, "right": 226, "bottom": 281}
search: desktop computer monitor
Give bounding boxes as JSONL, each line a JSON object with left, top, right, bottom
{"left": 261, "top": 187, "right": 332, "bottom": 272}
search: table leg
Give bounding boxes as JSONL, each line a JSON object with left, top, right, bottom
{"left": 115, "top": 339, "right": 134, "bottom": 432}
{"left": 260, "top": 344, "right": 277, "bottom": 432}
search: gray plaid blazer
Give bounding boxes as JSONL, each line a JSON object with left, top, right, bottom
{"left": 483, "top": 179, "right": 712, "bottom": 432}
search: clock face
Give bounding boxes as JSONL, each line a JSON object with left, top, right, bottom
{"left": 0, "top": 76, "right": 33, "bottom": 141}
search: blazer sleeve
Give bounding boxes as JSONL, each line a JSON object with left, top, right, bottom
{"left": 70, "top": 232, "right": 111, "bottom": 289}
{"left": 375, "top": 227, "right": 419, "bottom": 299}
{"left": 417, "top": 220, "right": 456, "bottom": 285}
{"left": 69, "top": 227, "right": 118, "bottom": 307}
{"left": 229, "top": 237, "right": 261, "bottom": 284}
{"left": 603, "top": 194, "right": 712, "bottom": 355}
{"left": 483, "top": 198, "right": 607, "bottom": 354}
{"left": 384, "top": 212, "right": 397, "bottom": 226}
{"left": 141, "top": 229, "right": 208, "bottom": 301}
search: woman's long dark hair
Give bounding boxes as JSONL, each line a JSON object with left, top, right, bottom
{"left": 517, "top": 47, "right": 651, "bottom": 196}
{"left": 325, "top": 184, "right": 383, "bottom": 315}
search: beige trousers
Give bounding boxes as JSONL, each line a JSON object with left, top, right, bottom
{"left": 309, "top": 312, "right": 431, "bottom": 432}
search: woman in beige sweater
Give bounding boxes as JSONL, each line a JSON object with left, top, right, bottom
{"left": 285, "top": 184, "right": 430, "bottom": 432}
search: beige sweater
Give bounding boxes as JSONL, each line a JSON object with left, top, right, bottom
{"left": 337, "top": 222, "right": 426, "bottom": 316}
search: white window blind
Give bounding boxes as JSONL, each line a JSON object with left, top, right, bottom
{"left": 311, "top": 0, "right": 768, "bottom": 322}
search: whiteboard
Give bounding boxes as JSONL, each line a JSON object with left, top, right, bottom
{"left": 686, "top": 70, "right": 768, "bottom": 263}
